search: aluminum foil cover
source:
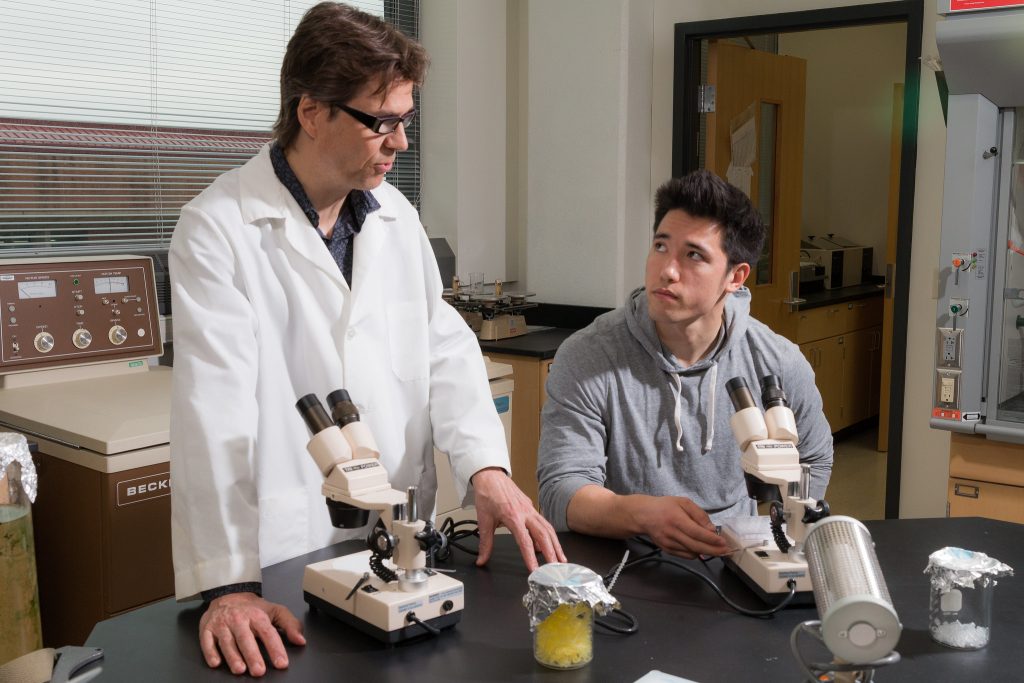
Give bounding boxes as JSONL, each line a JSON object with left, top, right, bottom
{"left": 522, "top": 562, "right": 619, "bottom": 629}
{"left": 925, "top": 546, "right": 1014, "bottom": 591}
{"left": 0, "top": 432, "right": 36, "bottom": 503}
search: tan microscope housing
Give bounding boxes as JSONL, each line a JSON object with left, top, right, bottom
{"left": 297, "top": 393, "right": 463, "bottom": 642}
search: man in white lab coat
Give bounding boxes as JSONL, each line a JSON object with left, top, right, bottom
{"left": 169, "top": 2, "right": 565, "bottom": 677}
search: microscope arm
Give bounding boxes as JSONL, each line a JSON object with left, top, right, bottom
{"left": 297, "top": 393, "right": 444, "bottom": 585}
{"left": 728, "top": 376, "right": 829, "bottom": 553}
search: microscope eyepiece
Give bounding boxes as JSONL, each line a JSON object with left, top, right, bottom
{"left": 726, "top": 377, "right": 756, "bottom": 411}
{"left": 327, "top": 389, "right": 361, "bottom": 426}
{"left": 760, "top": 375, "right": 789, "bottom": 409}
{"left": 296, "top": 394, "right": 333, "bottom": 434}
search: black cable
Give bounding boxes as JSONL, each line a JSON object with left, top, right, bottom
{"left": 435, "top": 517, "right": 481, "bottom": 562}
{"left": 405, "top": 612, "right": 441, "bottom": 637}
{"left": 609, "top": 540, "right": 798, "bottom": 618}
{"left": 594, "top": 608, "right": 639, "bottom": 634}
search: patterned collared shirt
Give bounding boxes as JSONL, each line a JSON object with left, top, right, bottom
{"left": 269, "top": 142, "right": 380, "bottom": 286}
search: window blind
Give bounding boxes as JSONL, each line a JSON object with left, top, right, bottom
{"left": 0, "top": 0, "right": 421, "bottom": 257}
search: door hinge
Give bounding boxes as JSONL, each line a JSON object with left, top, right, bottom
{"left": 698, "top": 84, "right": 716, "bottom": 113}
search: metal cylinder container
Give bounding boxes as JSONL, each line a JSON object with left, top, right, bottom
{"left": 804, "top": 516, "right": 901, "bottom": 664}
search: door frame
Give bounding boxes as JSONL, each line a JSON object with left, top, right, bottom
{"left": 672, "top": 2, "right": 924, "bottom": 520}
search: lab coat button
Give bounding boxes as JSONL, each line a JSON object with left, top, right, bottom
{"left": 347, "top": 328, "right": 356, "bottom": 339}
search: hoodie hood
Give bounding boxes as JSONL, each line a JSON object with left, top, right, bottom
{"left": 624, "top": 286, "right": 754, "bottom": 454}
{"left": 624, "top": 286, "right": 753, "bottom": 371}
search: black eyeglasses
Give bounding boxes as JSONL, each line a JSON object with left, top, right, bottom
{"left": 332, "top": 102, "right": 416, "bottom": 135}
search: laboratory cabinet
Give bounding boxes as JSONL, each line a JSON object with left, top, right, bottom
{"left": 483, "top": 353, "right": 552, "bottom": 507}
{"left": 797, "top": 297, "right": 883, "bottom": 433}
{"left": 948, "top": 432, "right": 1024, "bottom": 524}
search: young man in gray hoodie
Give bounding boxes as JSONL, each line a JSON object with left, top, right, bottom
{"left": 537, "top": 170, "right": 833, "bottom": 559}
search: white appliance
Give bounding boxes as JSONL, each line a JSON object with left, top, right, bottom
{"left": 0, "top": 255, "right": 171, "bottom": 647}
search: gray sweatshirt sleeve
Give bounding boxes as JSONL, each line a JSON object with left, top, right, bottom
{"left": 782, "top": 346, "right": 834, "bottom": 500}
{"left": 537, "top": 337, "right": 610, "bottom": 531}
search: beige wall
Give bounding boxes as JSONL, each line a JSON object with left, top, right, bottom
{"left": 422, "top": 0, "right": 952, "bottom": 518}
{"left": 779, "top": 23, "right": 907, "bottom": 277}
{"left": 421, "top": 0, "right": 508, "bottom": 284}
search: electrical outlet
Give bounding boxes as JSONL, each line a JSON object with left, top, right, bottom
{"left": 937, "top": 327, "right": 963, "bottom": 369}
{"left": 940, "top": 377, "right": 955, "bottom": 403}
{"left": 936, "top": 370, "right": 960, "bottom": 408}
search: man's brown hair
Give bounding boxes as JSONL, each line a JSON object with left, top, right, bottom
{"left": 272, "top": 2, "right": 429, "bottom": 149}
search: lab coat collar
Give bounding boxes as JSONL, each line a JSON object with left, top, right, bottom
{"left": 237, "top": 143, "right": 399, "bottom": 225}
{"left": 236, "top": 142, "right": 395, "bottom": 298}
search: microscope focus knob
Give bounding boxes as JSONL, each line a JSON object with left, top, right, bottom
{"left": 373, "top": 529, "right": 396, "bottom": 555}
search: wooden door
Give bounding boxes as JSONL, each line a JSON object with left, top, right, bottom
{"left": 801, "top": 338, "right": 843, "bottom": 430}
{"left": 706, "top": 41, "right": 806, "bottom": 341}
{"left": 878, "top": 83, "right": 903, "bottom": 452}
{"left": 843, "top": 328, "right": 877, "bottom": 427}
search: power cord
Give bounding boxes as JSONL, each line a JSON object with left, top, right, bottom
{"left": 608, "top": 537, "right": 798, "bottom": 618}
{"left": 433, "top": 517, "right": 481, "bottom": 563}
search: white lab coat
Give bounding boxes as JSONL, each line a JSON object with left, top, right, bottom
{"left": 169, "top": 144, "right": 508, "bottom": 600}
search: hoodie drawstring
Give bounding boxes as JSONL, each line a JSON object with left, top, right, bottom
{"left": 671, "top": 373, "right": 685, "bottom": 452}
{"left": 703, "top": 361, "right": 717, "bottom": 454}
{"left": 671, "top": 360, "right": 718, "bottom": 454}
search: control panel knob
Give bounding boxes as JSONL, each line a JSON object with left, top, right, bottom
{"left": 108, "top": 325, "right": 128, "bottom": 346}
{"left": 72, "top": 328, "right": 93, "bottom": 349}
{"left": 34, "top": 331, "right": 55, "bottom": 353}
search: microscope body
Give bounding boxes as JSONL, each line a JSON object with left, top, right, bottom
{"left": 297, "top": 392, "right": 464, "bottom": 642}
{"left": 718, "top": 376, "right": 829, "bottom": 604}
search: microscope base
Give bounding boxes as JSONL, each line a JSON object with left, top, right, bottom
{"left": 305, "top": 591, "right": 462, "bottom": 643}
{"left": 302, "top": 550, "right": 464, "bottom": 643}
{"left": 719, "top": 516, "right": 814, "bottom": 607}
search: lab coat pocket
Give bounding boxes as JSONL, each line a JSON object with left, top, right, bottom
{"left": 258, "top": 488, "right": 310, "bottom": 567}
{"left": 386, "top": 301, "right": 430, "bottom": 381}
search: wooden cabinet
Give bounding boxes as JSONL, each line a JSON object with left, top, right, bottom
{"left": 948, "top": 432, "right": 1024, "bottom": 524}
{"left": 485, "top": 353, "right": 553, "bottom": 508}
{"left": 797, "top": 297, "right": 882, "bottom": 433}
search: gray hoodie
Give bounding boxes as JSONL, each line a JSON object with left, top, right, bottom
{"left": 537, "top": 287, "right": 833, "bottom": 532}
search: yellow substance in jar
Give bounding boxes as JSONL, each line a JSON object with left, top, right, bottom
{"left": 533, "top": 602, "right": 593, "bottom": 669}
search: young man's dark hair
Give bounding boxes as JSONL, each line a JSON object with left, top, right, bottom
{"left": 653, "top": 170, "right": 766, "bottom": 268}
{"left": 272, "top": 2, "right": 429, "bottom": 149}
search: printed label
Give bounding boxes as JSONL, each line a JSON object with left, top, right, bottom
{"left": 429, "top": 586, "right": 465, "bottom": 603}
{"left": 950, "top": 0, "right": 1024, "bottom": 12}
{"left": 398, "top": 599, "right": 424, "bottom": 612}
{"left": 342, "top": 461, "right": 380, "bottom": 472}
{"left": 117, "top": 472, "right": 171, "bottom": 506}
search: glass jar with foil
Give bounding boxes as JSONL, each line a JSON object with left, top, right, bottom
{"left": 522, "top": 563, "right": 618, "bottom": 670}
{"left": 925, "top": 547, "right": 1013, "bottom": 650}
{"left": 0, "top": 433, "right": 42, "bottom": 665}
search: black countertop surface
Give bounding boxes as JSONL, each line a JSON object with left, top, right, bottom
{"left": 799, "top": 283, "right": 885, "bottom": 310}
{"left": 478, "top": 326, "right": 576, "bottom": 359}
{"left": 87, "top": 518, "right": 1024, "bottom": 682}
